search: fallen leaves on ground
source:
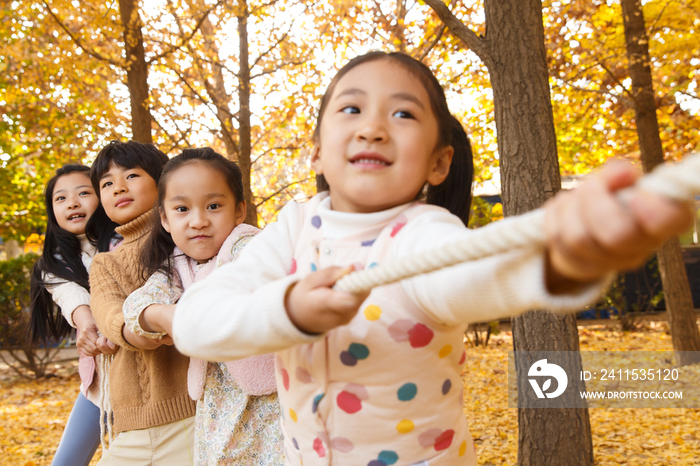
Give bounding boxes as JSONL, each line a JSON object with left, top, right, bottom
{"left": 463, "top": 321, "right": 700, "bottom": 465}
{"left": 0, "top": 360, "right": 101, "bottom": 466}
{"left": 1, "top": 322, "right": 699, "bottom": 465}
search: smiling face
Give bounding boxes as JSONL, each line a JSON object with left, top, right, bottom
{"left": 99, "top": 163, "right": 158, "bottom": 225}
{"left": 52, "top": 172, "right": 99, "bottom": 235}
{"left": 160, "top": 162, "right": 246, "bottom": 263}
{"left": 311, "top": 59, "right": 453, "bottom": 214}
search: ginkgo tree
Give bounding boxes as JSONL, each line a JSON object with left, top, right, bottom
{"left": 543, "top": 0, "right": 700, "bottom": 364}
{"left": 546, "top": 0, "right": 700, "bottom": 174}
{"left": 147, "top": 0, "right": 323, "bottom": 226}
{"left": 423, "top": 0, "right": 596, "bottom": 464}
{"left": 619, "top": 0, "right": 700, "bottom": 365}
{"left": 0, "top": 1, "right": 123, "bottom": 242}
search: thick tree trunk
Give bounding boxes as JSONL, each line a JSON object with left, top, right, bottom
{"left": 237, "top": 0, "right": 257, "bottom": 227}
{"left": 119, "top": 0, "right": 152, "bottom": 144}
{"left": 484, "top": 1, "right": 561, "bottom": 216}
{"left": 424, "top": 0, "right": 595, "bottom": 463}
{"left": 511, "top": 314, "right": 592, "bottom": 465}
{"left": 620, "top": 0, "right": 700, "bottom": 365}
{"left": 483, "top": 1, "right": 594, "bottom": 463}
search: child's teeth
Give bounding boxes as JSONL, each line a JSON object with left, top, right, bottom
{"left": 356, "top": 159, "right": 386, "bottom": 165}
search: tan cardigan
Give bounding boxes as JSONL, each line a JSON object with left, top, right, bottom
{"left": 90, "top": 210, "right": 195, "bottom": 433}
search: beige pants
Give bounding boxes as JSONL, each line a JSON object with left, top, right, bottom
{"left": 97, "top": 416, "right": 195, "bottom": 466}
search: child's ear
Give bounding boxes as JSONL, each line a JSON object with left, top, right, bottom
{"left": 310, "top": 144, "right": 323, "bottom": 175}
{"left": 427, "top": 145, "right": 454, "bottom": 186}
{"left": 236, "top": 201, "right": 247, "bottom": 225}
{"left": 160, "top": 210, "right": 171, "bottom": 233}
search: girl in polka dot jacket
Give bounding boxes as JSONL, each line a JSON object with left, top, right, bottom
{"left": 171, "top": 52, "right": 692, "bottom": 466}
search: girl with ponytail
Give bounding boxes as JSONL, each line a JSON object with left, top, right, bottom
{"left": 172, "top": 52, "right": 689, "bottom": 465}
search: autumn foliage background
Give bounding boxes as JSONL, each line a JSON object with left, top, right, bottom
{"left": 1, "top": 0, "right": 699, "bottom": 464}
{"left": 2, "top": 0, "right": 696, "bottom": 237}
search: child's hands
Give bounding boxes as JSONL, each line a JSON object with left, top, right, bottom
{"left": 140, "top": 304, "right": 176, "bottom": 336}
{"left": 123, "top": 324, "right": 174, "bottom": 350}
{"left": 544, "top": 159, "right": 693, "bottom": 291}
{"left": 73, "top": 305, "right": 117, "bottom": 357}
{"left": 96, "top": 335, "right": 119, "bottom": 355}
{"left": 285, "top": 266, "right": 371, "bottom": 334}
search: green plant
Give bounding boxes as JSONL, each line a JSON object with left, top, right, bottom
{"left": 603, "top": 257, "right": 664, "bottom": 332}
{"left": 468, "top": 197, "right": 503, "bottom": 229}
{"left": 0, "top": 253, "right": 62, "bottom": 378}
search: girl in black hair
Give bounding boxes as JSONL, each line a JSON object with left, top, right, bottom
{"left": 122, "top": 148, "right": 283, "bottom": 464}
{"left": 29, "top": 164, "right": 118, "bottom": 466}
{"left": 172, "top": 51, "right": 692, "bottom": 465}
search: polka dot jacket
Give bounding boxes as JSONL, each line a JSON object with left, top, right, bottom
{"left": 277, "top": 198, "right": 477, "bottom": 466}
{"left": 174, "top": 192, "right": 610, "bottom": 466}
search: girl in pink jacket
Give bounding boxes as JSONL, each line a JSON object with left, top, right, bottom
{"left": 122, "top": 148, "right": 282, "bottom": 464}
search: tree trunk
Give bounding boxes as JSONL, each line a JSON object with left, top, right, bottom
{"left": 484, "top": 0, "right": 561, "bottom": 216}
{"left": 393, "top": 0, "right": 407, "bottom": 52}
{"left": 119, "top": 0, "right": 152, "bottom": 144}
{"left": 483, "top": 1, "right": 594, "bottom": 463}
{"left": 423, "top": 0, "right": 595, "bottom": 462}
{"left": 200, "top": 15, "right": 239, "bottom": 159}
{"left": 620, "top": 0, "right": 700, "bottom": 365}
{"left": 4, "top": 239, "right": 22, "bottom": 259}
{"left": 237, "top": 0, "right": 257, "bottom": 227}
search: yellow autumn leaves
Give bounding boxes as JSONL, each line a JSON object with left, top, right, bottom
{"left": 2, "top": 322, "right": 699, "bottom": 465}
{"left": 463, "top": 322, "right": 700, "bottom": 465}
{"left": 0, "top": 372, "right": 100, "bottom": 465}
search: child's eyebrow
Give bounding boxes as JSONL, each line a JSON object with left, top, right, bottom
{"left": 55, "top": 185, "right": 92, "bottom": 197}
{"left": 335, "top": 88, "right": 365, "bottom": 99}
{"left": 335, "top": 88, "right": 425, "bottom": 110}
{"left": 390, "top": 92, "right": 425, "bottom": 110}
{"left": 169, "top": 193, "right": 226, "bottom": 202}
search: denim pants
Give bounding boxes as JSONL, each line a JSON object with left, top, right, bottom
{"left": 52, "top": 392, "right": 101, "bottom": 466}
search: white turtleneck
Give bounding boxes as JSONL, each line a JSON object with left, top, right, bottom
{"left": 173, "top": 193, "right": 608, "bottom": 362}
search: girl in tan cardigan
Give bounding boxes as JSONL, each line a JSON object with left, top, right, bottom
{"left": 88, "top": 140, "right": 196, "bottom": 466}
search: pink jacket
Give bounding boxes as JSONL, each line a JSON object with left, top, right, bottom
{"left": 174, "top": 223, "right": 277, "bottom": 400}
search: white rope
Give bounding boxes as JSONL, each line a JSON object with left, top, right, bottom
{"left": 335, "top": 153, "right": 700, "bottom": 294}
{"left": 99, "top": 353, "right": 114, "bottom": 452}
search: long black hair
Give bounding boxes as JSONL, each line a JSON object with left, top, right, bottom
{"left": 28, "top": 165, "right": 95, "bottom": 344}
{"left": 86, "top": 140, "right": 169, "bottom": 251}
{"left": 140, "top": 147, "right": 245, "bottom": 284}
{"left": 313, "top": 51, "right": 474, "bottom": 225}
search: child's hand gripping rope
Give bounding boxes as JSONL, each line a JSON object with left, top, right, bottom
{"left": 286, "top": 156, "right": 698, "bottom": 335}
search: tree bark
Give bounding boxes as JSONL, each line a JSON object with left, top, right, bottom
{"left": 483, "top": 0, "right": 561, "bottom": 216}
{"left": 237, "top": 0, "right": 257, "bottom": 227}
{"left": 119, "top": 0, "right": 152, "bottom": 144}
{"left": 484, "top": 2, "right": 594, "bottom": 463}
{"left": 200, "top": 15, "right": 239, "bottom": 158}
{"left": 425, "top": 0, "right": 594, "bottom": 464}
{"left": 620, "top": 0, "right": 700, "bottom": 366}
